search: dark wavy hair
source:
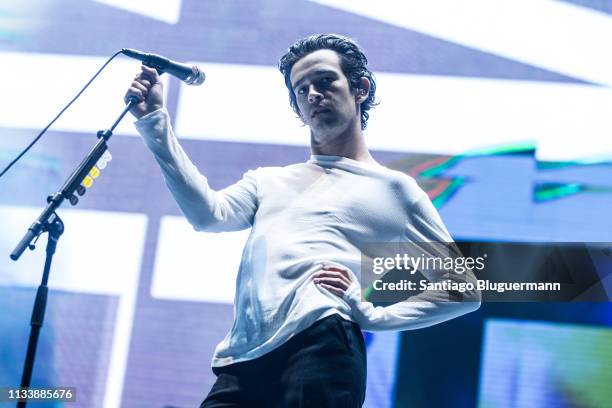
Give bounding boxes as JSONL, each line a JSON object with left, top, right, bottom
{"left": 278, "top": 34, "right": 378, "bottom": 130}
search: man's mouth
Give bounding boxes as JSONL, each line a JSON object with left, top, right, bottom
{"left": 312, "top": 108, "right": 331, "bottom": 118}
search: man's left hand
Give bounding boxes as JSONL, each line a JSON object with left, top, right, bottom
{"left": 313, "top": 265, "right": 353, "bottom": 297}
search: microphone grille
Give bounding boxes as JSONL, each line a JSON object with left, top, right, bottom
{"left": 187, "top": 66, "right": 206, "bottom": 86}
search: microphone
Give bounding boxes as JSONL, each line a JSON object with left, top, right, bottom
{"left": 121, "top": 48, "right": 205, "bottom": 86}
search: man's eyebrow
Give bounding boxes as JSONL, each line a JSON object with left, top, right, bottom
{"left": 291, "top": 69, "right": 337, "bottom": 90}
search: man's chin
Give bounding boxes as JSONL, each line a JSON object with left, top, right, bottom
{"left": 311, "top": 131, "right": 336, "bottom": 146}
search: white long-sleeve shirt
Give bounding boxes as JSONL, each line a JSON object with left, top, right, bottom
{"left": 135, "top": 109, "right": 480, "bottom": 367}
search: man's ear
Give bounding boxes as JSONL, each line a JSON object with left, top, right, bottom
{"left": 355, "top": 77, "right": 371, "bottom": 104}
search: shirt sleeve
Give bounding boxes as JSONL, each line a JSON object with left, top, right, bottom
{"left": 344, "top": 187, "right": 481, "bottom": 331}
{"left": 135, "top": 109, "right": 258, "bottom": 232}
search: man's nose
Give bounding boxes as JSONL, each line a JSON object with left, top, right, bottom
{"left": 307, "top": 85, "right": 323, "bottom": 103}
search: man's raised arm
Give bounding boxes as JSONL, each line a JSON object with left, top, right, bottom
{"left": 126, "top": 65, "right": 258, "bottom": 232}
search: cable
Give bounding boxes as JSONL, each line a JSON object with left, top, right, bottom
{"left": 0, "top": 50, "right": 125, "bottom": 179}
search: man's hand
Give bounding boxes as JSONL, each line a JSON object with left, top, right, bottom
{"left": 313, "top": 264, "right": 354, "bottom": 297}
{"left": 124, "top": 64, "right": 164, "bottom": 119}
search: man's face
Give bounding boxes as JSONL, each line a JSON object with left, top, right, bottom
{"left": 290, "top": 49, "right": 361, "bottom": 144}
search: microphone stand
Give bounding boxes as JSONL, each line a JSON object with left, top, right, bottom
{"left": 10, "top": 97, "right": 139, "bottom": 408}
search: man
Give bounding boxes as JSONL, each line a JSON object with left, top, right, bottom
{"left": 126, "top": 34, "right": 480, "bottom": 407}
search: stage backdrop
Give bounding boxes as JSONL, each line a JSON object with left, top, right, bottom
{"left": 1, "top": 1, "right": 611, "bottom": 407}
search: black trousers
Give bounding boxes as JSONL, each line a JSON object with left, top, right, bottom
{"left": 200, "top": 314, "right": 367, "bottom": 408}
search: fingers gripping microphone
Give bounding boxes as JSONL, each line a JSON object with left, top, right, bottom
{"left": 121, "top": 48, "right": 206, "bottom": 86}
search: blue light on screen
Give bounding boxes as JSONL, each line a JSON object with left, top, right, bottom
{"left": 479, "top": 319, "right": 612, "bottom": 408}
